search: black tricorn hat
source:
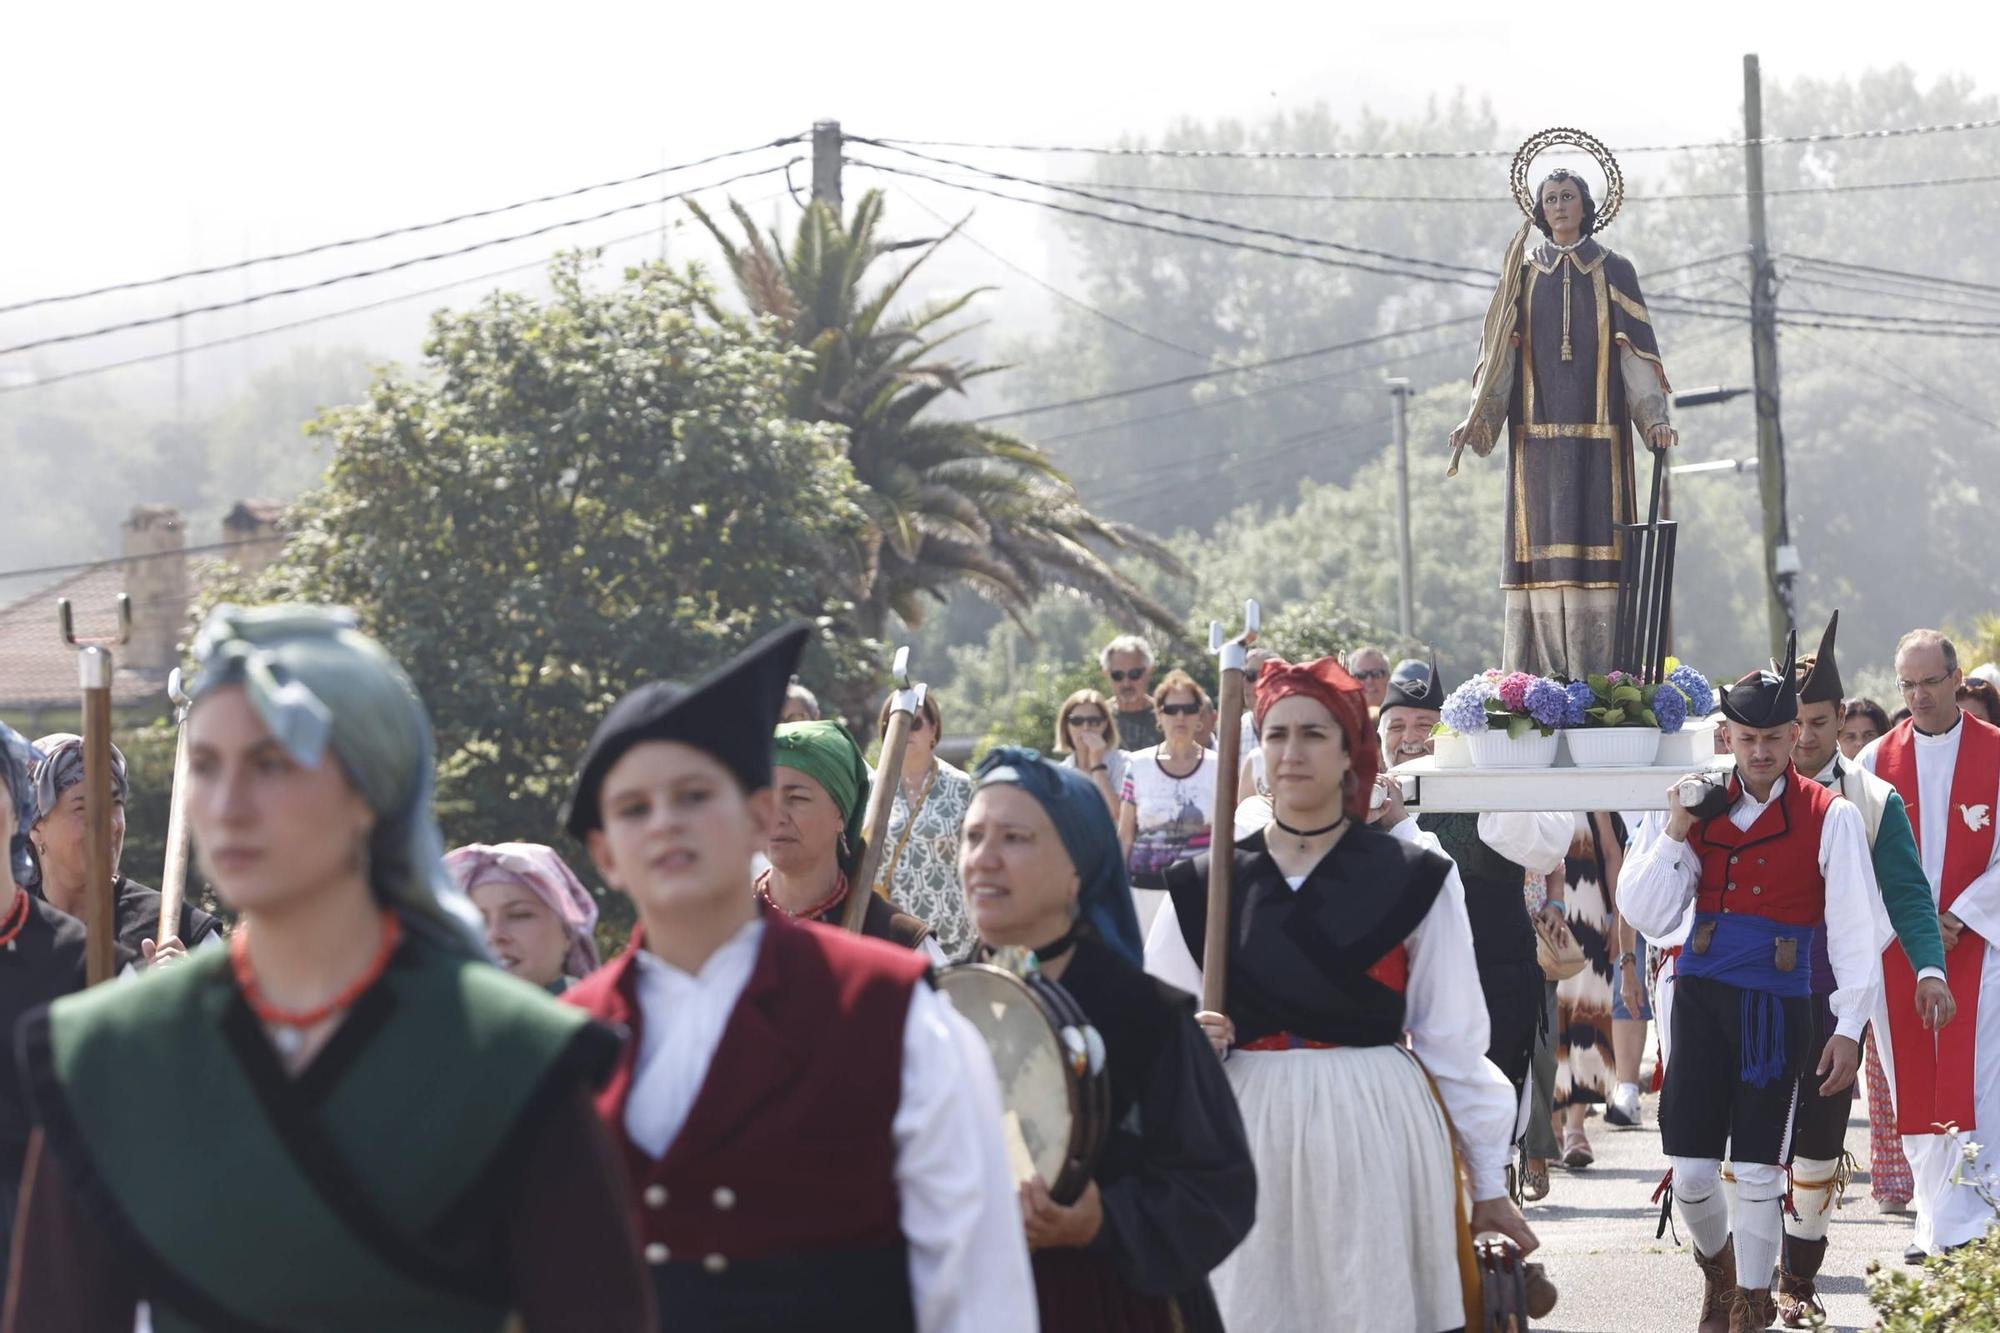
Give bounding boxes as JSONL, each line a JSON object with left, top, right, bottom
{"left": 563, "top": 622, "right": 811, "bottom": 838}
{"left": 1796, "top": 611, "right": 1844, "bottom": 706}
{"left": 1720, "top": 630, "right": 1800, "bottom": 729}
{"left": 1381, "top": 652, "right": 1445, "bottom": 712}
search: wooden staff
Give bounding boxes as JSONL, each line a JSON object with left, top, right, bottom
{"left": 57, "top": 596, "right": 130, "bottom": 987}
{"left": 157, "top": 668, "right": 194, "bottom": 951}
{"left": 1202, "top": 600, "right": 1259, "bottom": 1013}
{"left": 844, "top": 647, "right": 925, "bottom": 933}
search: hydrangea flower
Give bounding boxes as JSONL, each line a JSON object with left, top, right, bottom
{"left": 1652, "top": 681, "right": 1688, "bottom": 734}
{"left": 1496, "top": 671, "right": 1537, "bottom": 712}
{"left": 1524, "top": 677, "right": 1568, "bottom": 730}
{"left": 1442, "top": 677, "right": 1496, "bottom": 734}
{"left": 1563, "top": 679, "right": 1595, "bottom": 728}
{"left": 1668, "top": 664, "right": 1715, "bottom": 717}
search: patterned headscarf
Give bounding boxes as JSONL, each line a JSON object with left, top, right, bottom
{"left": 971, "top": 746, "right": 1144, "bottom": 966}
{"left": 1, "top": 723, "right": 39, "bottom": 887}
{"left": 1254, "top": 655, "right": 1380, "bottom": 821}
{"left": 444, "top": 843, "right": 600, "bottom": 979}
{"left": 30, "top": 734, "right": 130, "bottom": 823}
{"left": 772, "top": 720, "right": 871, "bottom": 875}
{"left": 190, "top": 604, "right": 482, "bottom": 954}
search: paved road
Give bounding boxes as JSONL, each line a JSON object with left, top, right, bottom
{"left": 1524, "top": 1090, "right": 1915, "bottom": 1332}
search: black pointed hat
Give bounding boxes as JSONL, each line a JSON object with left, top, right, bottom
{"left": 1719, "top": 630, "right": 1800, "bottom": 729}
{"left": 563, "top": 622, "right": 811, "bottom": 838}
{"left": 1796, "top": 611, "right": 1845, "bottom": 706}
{"left": 1381, "top": 652, "right": 1445, "bottom": 712}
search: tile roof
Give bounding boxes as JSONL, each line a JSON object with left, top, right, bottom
{"left": 0, "top": 564, "right": 168, "bottom": 712}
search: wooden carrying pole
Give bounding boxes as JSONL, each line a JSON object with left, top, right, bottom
{"left": 1201, "top": 600, "right": 1259, "bottom": 1013}
{"left": 157, "top": 668, "right": 194, "bottom": 950}
{"left": 844, "top": 647, "right": 924, "bottom": 933}
{"left": 58, "top": 596, "right": 130, "bottom": 986}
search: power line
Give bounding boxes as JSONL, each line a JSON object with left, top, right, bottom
{"left": 0, "top": 159, "right": 800, "bottom": 361}
{"left": 1783, "top": 270, "right": 2000, "bottom": 319}
{"left": 868, "top": 115, "right": 2000, "bottom": 161}
{"left": 1780, "top": 253, "right": 2000, "bottom": 299}
{"left": 850, "top": 139, "right": 1494, "bottom": 278}
{"left": 0, "top": 535, "right": 283, "bottom": 588}
{"left": 0, "top": 187, "right": 797, "bottom": 395}
{"left": 0, "top": 136, "right": 805, "bottom": 318}
{"left": 1090, "top": 413, "right": 1394, "bottom": 510}
{"left": 1654, "top": 289, "right": 2000, "bottom": 334}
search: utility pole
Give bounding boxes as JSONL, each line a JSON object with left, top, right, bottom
{"left": 812, "top": 120, "right": 843, "bottom": 215}
{"left": 1387, "top": 377, "right": 1415, "bottom": 639}
{"left": 1743, "top": 54, "right": 1798, "bottom": 658}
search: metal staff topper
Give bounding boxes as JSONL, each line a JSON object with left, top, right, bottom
{"left": 845, "top": 646, "right": 927, "bottom": 934}
{"left": 57, "top": 594, "right": 131, "bottom": 986}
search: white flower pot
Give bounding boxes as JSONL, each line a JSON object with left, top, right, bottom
{"left": 1656, "top": 721, "right": 1714, "bottom": 769}
{"left": 1564, "top": 727, "right": 1663, "bottom": 767}
{"left": 1465, "top": 730, "right": 1560, "bottom": 769}
{"left": 1432, "top": 732, "right": 1473, "bottom": 769}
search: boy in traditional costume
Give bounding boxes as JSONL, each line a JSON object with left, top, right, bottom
{"left": 560, "top": 623, "right": 1035, "bottom": 1332}
{"left": 7, "top": 606, "right": 651, "bottom": 1331}
{"left": 1621, "top": 642, "right": 1884, "bottom": 1331}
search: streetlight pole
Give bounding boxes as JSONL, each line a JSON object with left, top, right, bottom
{"left": 1387, "top": 378, "right": 1414, "bottom": 638}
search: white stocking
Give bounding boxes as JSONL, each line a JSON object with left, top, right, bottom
{"left": 1669, "top": 1156, "right": 1731, "bottom": 1260}
{"left": 1733, "top": 1162, "right": 1787, "bottom": 1291}
{"left": 1786, "top": 1157, "right": 1842, "bottom": 1243}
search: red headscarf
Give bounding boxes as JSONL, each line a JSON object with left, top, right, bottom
{"left": 1254, "top": 655, "right": 1380, "bottom": 820}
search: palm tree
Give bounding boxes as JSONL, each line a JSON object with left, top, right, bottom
{"left": 689, "top": 191, "right": 1186, "bottom": 642}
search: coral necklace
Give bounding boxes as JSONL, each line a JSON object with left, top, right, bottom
{"left": 231, "top": 911, "right": 403, "bottom": 1057}
{"left": 0, "top": 888, "right": 30, "bottom": 953}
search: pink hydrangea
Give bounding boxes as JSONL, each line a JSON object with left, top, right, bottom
{"left": 1496, "top": 671, "right": 1537, "bottom": 711}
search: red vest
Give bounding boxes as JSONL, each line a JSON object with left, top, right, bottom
{"left": 1690, "top": 767, "right": 1836, "bottom": 926}
{"left": 564, "top": 912, "right": 924, "bottom": 1271}
{"left": 1874, "top": 714, "right": 2000, "bottom": 1133}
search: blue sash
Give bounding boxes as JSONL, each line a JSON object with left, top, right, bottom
{"left": 1677, "top": 913, "right": 1812, "bottom": 1087}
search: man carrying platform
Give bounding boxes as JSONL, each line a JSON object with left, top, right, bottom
{"left": 1772, "top": 614, "right": 1952, "bottom": 1323}
{"left": 1621, "top": 640, "right": 1883, "bottom": 1332}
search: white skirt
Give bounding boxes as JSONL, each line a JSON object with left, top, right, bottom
{"left": 1211, "top": 1043, "right": 1467, "bottom": 1333}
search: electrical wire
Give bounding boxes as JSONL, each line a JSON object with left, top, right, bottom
{"left": 0, "top": 159, "right": 801, "bottom": 361}
{"left": 1780, "top": 253, "right": 2000, "bottom": 299}
{"left": 0, "top": 136, "right": 805, "bottom": 318}
{"left": 1089, "top": 413, "right": 1394, "bottom": 510}
{"left": 0, "top": 187, "right": 797, "bottom": 396}
{"left": 868, "top": 115, "right": 2000, "bottom": 161}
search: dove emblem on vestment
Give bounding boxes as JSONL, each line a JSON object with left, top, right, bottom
{"left": 1961, "top": 803, "right": 1992, "bottom": 833}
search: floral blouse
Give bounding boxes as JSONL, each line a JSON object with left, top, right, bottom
{"left": 872, "top": 758, "right": 977, "bottom": 958}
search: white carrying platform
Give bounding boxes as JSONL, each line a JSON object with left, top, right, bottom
{"left": 1391, "top": 753, "right": 1731, "bottom": 813}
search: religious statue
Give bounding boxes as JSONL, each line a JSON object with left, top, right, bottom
{"left": 1449, "top": 129, "right": 1677, "bottom": 679}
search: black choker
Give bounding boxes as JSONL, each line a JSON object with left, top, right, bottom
{"left": 1274, "top": 813, "right": 1347, "bottom": 839}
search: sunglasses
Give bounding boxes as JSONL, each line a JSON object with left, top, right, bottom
{"left": 1158, "top": 702, "right": 1201, "bottom": 716}
{"left": 1107, "top": 668, "right": 1148, "bottom": 683}
{"left": 1067, "top": 714, "right": 1107, "bottom": 727}
{"left": 1352, "top": 668, "right": 1389, "bottom": 681}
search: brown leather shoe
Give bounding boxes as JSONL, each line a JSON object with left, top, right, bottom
{"left": 1694, "top": 1239, "right": 1738, "bottom": 1333}
{"left": 1776, "top": 1236, "right": 1828, "bottom": 1327}
{"left": 1524, "top": 1261, "right": 1558, "bottom": 1319}
{"left": 1727, "top": 1286, "right": 1776, "bottom": 1332}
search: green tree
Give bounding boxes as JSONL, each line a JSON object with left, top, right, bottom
{"left": 689, "top": 191, "right": 1185, "bottom": 646}
{"left": 221, "top": 254, "right": 873, "bottom": 855}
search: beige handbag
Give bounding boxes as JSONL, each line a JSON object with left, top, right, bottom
{"left": 1535, "top": 914, "right": 1589, "bottom": 982}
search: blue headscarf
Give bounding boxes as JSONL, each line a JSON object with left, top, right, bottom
{"left": 190, "top": 604, "right": 483, "bottom": 954}
{"left": 971, "top": 746, "right": 1144, "bottom": 966}
{"left": 1, "top": 723, "right": 39, "bottom": 887}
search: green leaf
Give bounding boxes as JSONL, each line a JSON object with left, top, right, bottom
{"left": 1507, "top": 715, "right": 1532, "bottom": 739}
{"left": 1612, "top": 685, "right": 1644, "bottom": 705}
{"left": 1641, "top": 708, "right": 1660, "bottom": 727}
{"left": 1588, "top": 674, "right": 1610, "bottom": 692}
{"left": 1602, "top": 707, "right": 1626, "bottom": 726}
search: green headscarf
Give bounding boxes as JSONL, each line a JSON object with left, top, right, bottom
{"left": 189, "top": 604, "right": 483, "bottom": 955}
{"left": 772, "top": 720, "right": 870, "bottom": 875}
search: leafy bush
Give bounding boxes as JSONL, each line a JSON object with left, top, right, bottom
{"left": 1869, "top": 1230, "right": 2000, "bottom": 1331}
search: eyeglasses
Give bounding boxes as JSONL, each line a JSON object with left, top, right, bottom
{"left": 1107, "top": 668, "right": 1148, "bottom": 683}
{"left": 1067, "top": 714, "right": 1107, "bottom": 728}
{"left": 1897, "top": 671, "right": 1954, "bottom": 694}
{"left": 1158, "top": 702, "right": 1201, "bottom": 716}
{"left": 1352, "top": 668, "right": 1389, "bottom": 682}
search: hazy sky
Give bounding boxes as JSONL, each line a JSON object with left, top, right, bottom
{"left": 7, "top": 0, "right": 1997, "bottom": 399}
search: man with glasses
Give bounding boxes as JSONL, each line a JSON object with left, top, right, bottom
{"left": 1345, "top": 646, "right": 1392, "bottom": 715}
{"left": 1100, "top": 634, "right": 1163, "bottom": 751}
{"left": 1860, "top": 628, "right": 2000, "bottom": 1261}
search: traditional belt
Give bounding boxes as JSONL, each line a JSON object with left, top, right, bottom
{"left": 1238, "top": 1033, "right": 1340, "bottom": 1052}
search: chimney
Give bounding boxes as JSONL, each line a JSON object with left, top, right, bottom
{"left": 122, "top": 505, "right": 188, "bottom": 673}
{"left": 222, "top": 498, "right": 286, "bottom": 577}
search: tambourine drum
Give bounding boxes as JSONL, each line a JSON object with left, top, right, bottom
{"left": 936, "top": 962, "right": 1109, "bottom": 1205}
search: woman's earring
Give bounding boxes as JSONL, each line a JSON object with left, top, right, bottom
{"left": 838, "top": 831, "right": 853, "bottom": 863}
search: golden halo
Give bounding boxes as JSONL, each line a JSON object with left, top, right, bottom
{"left": 1511, "top": 127, "right": 1624, "bottom": 235}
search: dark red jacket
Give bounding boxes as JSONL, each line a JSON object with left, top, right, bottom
{"left": 1692, "top": 768, "right": 1837, "bottom": 926}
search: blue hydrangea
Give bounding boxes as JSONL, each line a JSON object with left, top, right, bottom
{"left": 1442, "top": 677, "right": 1496, "bottom": 734}
{"left": 1652, "top": 681, "right": 1688, "bottom": 733}
{"left": 1563, "top": 679, "right": 1594, "bottom": 727}
{"left": 1668, "top": 665, "right": 1714, "bottom": 717}
{"left": 1524, "top": 677, "right": 1568, "bottom": 730}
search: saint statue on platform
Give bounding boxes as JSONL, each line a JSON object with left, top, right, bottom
{"left": 1449, "top": 130, "right": 1677, "bottom": 679}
